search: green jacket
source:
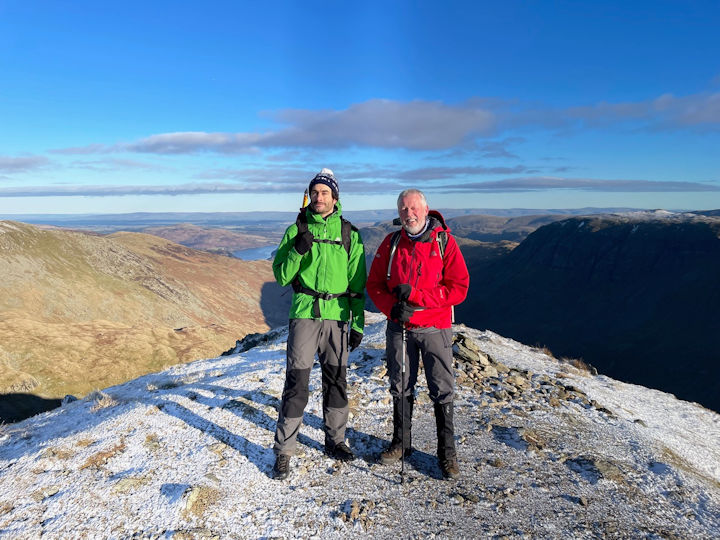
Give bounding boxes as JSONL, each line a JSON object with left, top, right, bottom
{"left": 273, "top": 202, "right": 366, "bottom": 334}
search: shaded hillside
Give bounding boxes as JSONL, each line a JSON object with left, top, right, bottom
{"left": 455, "top": 211, "right": 720, "bottom": 412}
{"left": 0, "top": 221, "right": 289, "bottom": 402}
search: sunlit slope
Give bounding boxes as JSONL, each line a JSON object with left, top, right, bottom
{"left": 0, "top": 221, "right": 287, "bottom": 398}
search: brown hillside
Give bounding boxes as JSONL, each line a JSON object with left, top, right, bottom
{"left": 0, "top": 221, "right": 288, "bottom": 399}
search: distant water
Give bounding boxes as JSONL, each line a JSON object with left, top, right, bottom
{"left": 233, "top": 245, "right": 276, "bottom": 261}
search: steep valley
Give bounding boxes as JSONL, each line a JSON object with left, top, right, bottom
{"left": 0, "top": 221, "right": 289, "bottom": 413}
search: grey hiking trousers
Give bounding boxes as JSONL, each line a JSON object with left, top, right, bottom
{"left": 386, "top": 320, "right": 455, "bottom": 405}
{"left": 274, "top": 318, "right": 350, "bottom": 456}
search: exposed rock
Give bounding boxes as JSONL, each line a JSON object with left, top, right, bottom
{"left": 31, "top": 485, "right": 60, "bottom": 502}
{"left": 113, "top": 476, "right": 149, "bottom": 494}
{"left": 183, "top": 486, "right": 221, "bottom": 518}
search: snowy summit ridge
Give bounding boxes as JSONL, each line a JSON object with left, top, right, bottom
{"left": 1, "top": 312, "right": 719, "bottom": 538}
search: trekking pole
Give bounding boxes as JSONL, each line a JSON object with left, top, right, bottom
{"left": 400, "top": 324, "right": 406, "bottom": 484}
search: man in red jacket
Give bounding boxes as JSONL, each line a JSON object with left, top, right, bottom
{"left": 367, "top": 188, "right": 469, "bottom": 479}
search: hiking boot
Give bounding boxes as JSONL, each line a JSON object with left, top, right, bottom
{"left": 326, "top": 442, "right": 355, "bottom": 462}
{"left": 379, "top": 440, "right": 413, "bottom": 465}
{"left": 378, "top": 395, "right": 414, "bottom": 465}
{"left": 439, "top": 454, "right": 460, "bottom": 480}
{"left": 273, "top": 454, "right": 291, "bottom": 480}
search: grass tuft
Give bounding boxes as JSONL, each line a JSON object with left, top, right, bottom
{"left": 87, "top": 391, "right": 118, "bottom": 411}
{"left": 560, "top": 356, "right": 598, "bottom": 376}
{"left": 80, "top": 441, "right": 126, "bottom": 470}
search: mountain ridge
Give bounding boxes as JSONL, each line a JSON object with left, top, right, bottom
{"left": 456, "top": 211, "right": 720, "bottom": 412}
{"left": 0, "top": 312, "right": 718, "bottom": 537}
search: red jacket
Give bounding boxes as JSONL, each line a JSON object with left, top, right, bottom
{"left": 367, "top": 211, "right": 469, "bottom": 329}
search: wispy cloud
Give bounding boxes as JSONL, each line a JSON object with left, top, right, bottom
{"left": 194, "top": 167, "right": 312, "bottom": 183}
{"left": 0, "top": 155, "right": 50, "bottom": 174}
{"left": 443, "top": 177, "right": 720, "bottom": 193}
{"left": 68, "top": 158, "right": 172, "bottom": 172}
{"left": 50, "top": 144, "right": 110, "bottom": 155}
{"left": 2, "top": 175, "right": 718, "bottom": 198}
{"left": 126, "top": 132, "right": 265, "bottom": 155}
{"left": 51, "top": 99, "right": 499, "bottom": 155}
{"left": 196, "top": 164, "right": 536, "bottom": 183}
{"left": 261, "top": 99, "right": 497, "bottom": 150}
{"left": 394, "top": 165, "right": 535, "bottom": 181}
{"left": 0, "top": 183, "right": 279, "bottom": 197}
{"left": 51, "top": 92, "right": 720, "bottom": 159}
{"left": 507, "top": 92, "right": 720, "bottom": 134}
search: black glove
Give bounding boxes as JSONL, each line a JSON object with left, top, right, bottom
{"left": 393, "top": 283, "right": 412, "bottom": 302}
{"left": 390, "top": 301, "right": 415, "bottom": 323}
{"left": 349, "top": 329, "right": 363, "bottom": 351}
{"left": 294, "top": 230, "right": 314, "bottom": 255}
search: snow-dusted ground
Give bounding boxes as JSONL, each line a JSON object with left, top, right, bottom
{"left": 1, "top": 312, "right": 719, "bottom": 539}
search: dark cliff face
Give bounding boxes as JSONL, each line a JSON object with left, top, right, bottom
{"left": 455, "top": 214, "right": 720, "bottom": 412}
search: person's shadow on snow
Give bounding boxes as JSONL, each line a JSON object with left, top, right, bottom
{"left": 158, "top": 378, "right": 443, "bottom": 480}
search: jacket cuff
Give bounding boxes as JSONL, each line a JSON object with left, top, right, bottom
{"left": 408, "top": 287, "right": 421, "bottom": 306}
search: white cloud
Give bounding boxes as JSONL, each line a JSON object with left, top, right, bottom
{"left": 263, "top": 99, "right": 497, "bottom": 150}
{"left": 51, "top": 99, "right": 499, "bottom": 155}
{"left": 443, "top": 177, "right": 720, "bottom": 193}
{"left": 0, "top": 155, "right": 50, "bottom": 174}
{"left": 48, "top": 92, "right": 720, "bottom": 159}
{"left": 125, "top": 132, "right": 264, "bottom": 154}
{"left": 2, "top": 175, "right": 718, "bottom": 199}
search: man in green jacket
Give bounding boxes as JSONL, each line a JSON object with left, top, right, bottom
{"left": 271, "top": 168, "right": 366, "bottom": 480}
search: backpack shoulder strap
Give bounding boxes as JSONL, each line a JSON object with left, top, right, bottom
{"left": 340, "top": 217, "right": 355, "bottom": 257}
{"left": 297, "top": 211, "right": 353, "bottom": 258}
{"left": 436, "top": 230, "right": 448, "bottom": 258}
{"left": 386, "top": 230, "right": 402, "bottom": 280}
{"left": 385, "top": 228, "right": 448, "bottom": 281}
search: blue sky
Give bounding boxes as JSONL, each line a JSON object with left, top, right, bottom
{"left": 1, "top": 0, "right": 719, "bottom": 214}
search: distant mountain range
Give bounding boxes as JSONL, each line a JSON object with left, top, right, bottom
{"left": 6, "top": 207, "right": 641, "bottom": 230}
{"left": 455, "top": 210, "right": 720, "bottom": 412}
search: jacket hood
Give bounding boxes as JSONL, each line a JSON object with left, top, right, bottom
{"left": 428, "top": 209, "right": 448, "bottom": 230}
{"left": 403, "top": 209, "right": 449, "bottom": 243}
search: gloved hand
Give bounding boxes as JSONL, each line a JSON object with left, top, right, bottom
{"left": 349, "top": 329, "right": 363, "bottom": 351}
{"left": 294, "top": 230, "right": 314, "bottom": 255}
{"left": 392, "top": 283, "right": 413, "bottom": 302}
{"left": 390, "top": 301, "right": 415, "bottom": 323}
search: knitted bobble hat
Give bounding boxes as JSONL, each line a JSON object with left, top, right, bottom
{"left": 308, "top": 168, "right": 339, "bottom": 200}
